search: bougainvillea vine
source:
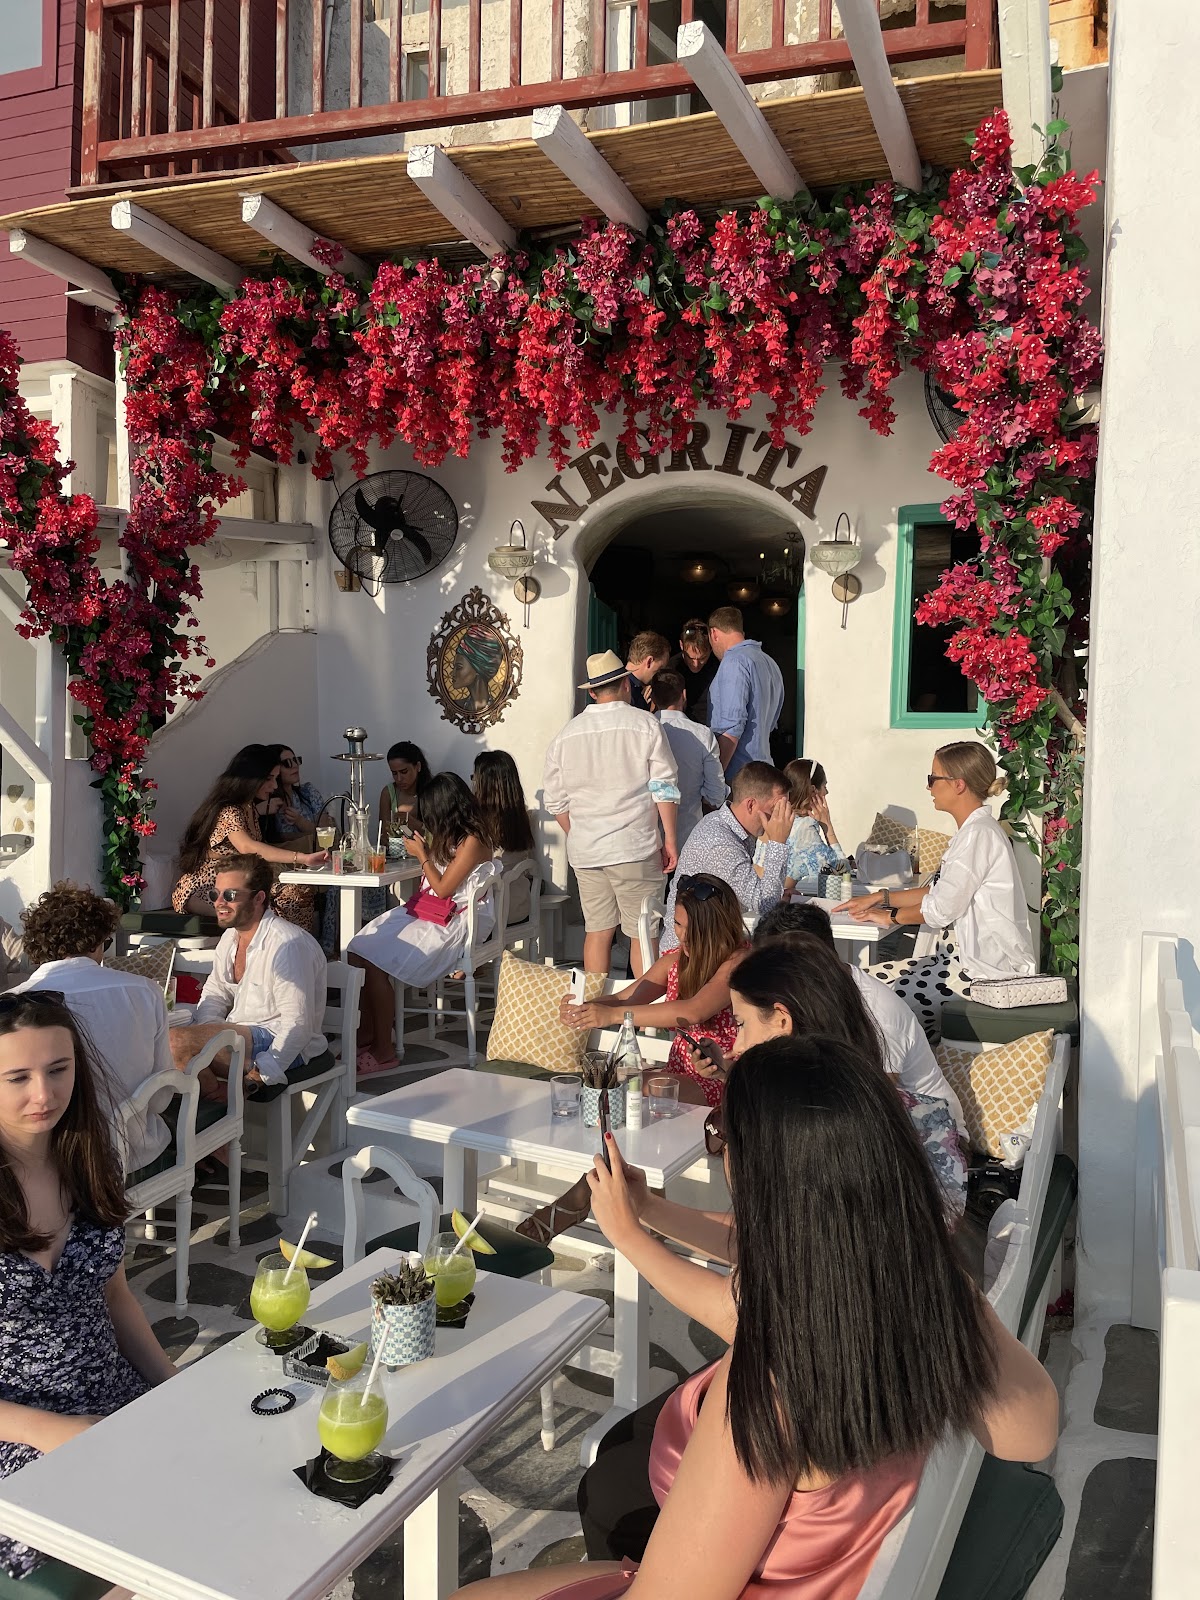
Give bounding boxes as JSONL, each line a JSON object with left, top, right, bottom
{"left": 0, "top": 106, "right": 1098, "bottom": 967}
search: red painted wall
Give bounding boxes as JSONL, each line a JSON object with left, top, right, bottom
{"left": 0, "top": 1, "right": 111, "bottom": 378}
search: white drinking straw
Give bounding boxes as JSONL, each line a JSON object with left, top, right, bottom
{"left": 447, "top": 1207, "right": 486, "bottom": 1261}
{"left": 364, "top": 1327, "right": 388, "bottom": 1401}
{"left": 283, "top": 1210, "right": 318, "bottom": 1284}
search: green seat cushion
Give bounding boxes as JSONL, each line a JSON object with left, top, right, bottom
{"left": 127, "top": 1144, "right": 178, "bottom": 1186}
{"left": 478, "top": 1058, "right": 557, "bottom": 1082}
{"left": 119, "top": 909, "right": 220, "bottom": 939}
{"left": 247, "top": 1049, "right": 338, "bottom": 1104}
{"left": 368, "top": 1214, "right": 554, "bottom": 1278}
{"left": 935, "top": 1455, "right": 1063, "bottom": 1600}
{"left": 0, "top": 1558, "right": 112, "bottom": 1600}
{"left": 1019, "top": 1152, "right": 1078, "bottom": 1339}
{"left": 941, "top": 980, "right": 1079, "bottom": 1046}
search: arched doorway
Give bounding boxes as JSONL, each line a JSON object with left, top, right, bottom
{"left": 579, "top": 492, "right": 807, "bottom": 765}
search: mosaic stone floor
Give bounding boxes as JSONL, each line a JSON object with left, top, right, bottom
{"left": 125, "top": 1026, "right": 718, "bottom": 1597}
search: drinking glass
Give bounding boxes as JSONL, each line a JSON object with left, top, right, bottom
{"left": 367, "top": 851, "right": 387, "bottom": 872}
{"left": 318, "top": 1371, "right": 389, "bottom": 1483}
{"left": 422, "top": 1232, "right": 477, "bottom": 1310}
{"left": 647, "top": 1075, "right": 680, "bottom": 1119}
{"left": 316, "top": 824, "right": 336, "bottom": 850}
{"left": 249, "top": 1253, "right": 310, "bottom": 1349}
{"left": 551, "top": 1075, "right": 580, "bottom": 1118}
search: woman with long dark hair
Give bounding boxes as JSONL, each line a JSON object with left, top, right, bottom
{"left": 0, "top": 993, "right": 175, "bottom": 1582}
{"left": 458, "top": 1038, "right": 1058, "bottom": 1599}
{"left": 171, "top": 744, "right": 327, "bottom": 932}
{"left": 752, "top": 758, "right": 845, "bottom": 891}
{"left": 473, "top": 751, "right": 536, "bottom": 924}
{"left": 560, "top": 874, "right": 748, "bottom": 1108}
{"left": 378, "top": 741, "right": 431, "bottom": 832}
{"left": 258, "top": 741, "right": 329, "bottom": 850}
{"left": 348, "top": 773, "right": 498, "bottom": 1073}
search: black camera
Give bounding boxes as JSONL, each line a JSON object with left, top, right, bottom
{"left": 966, "top": 1160, "right": 1022, "bottom": 1221}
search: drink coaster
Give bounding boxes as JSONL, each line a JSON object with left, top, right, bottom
{"left": 435, "top": 1291, "right": 475, "bottom": 1329}
{"left": 255, "top": 1323, "right": 317, "bottom": 1358}
{"left": 295, "top": 1449, "right": 395, "bottom": 1507}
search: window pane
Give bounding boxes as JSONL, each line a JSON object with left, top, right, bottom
{"left": 907, "top": 521, "right": 980, "bottom": 716}
{"left": 0, "top": 0, "right": 43, "bottom": 74}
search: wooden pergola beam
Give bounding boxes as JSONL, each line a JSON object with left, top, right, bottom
{"left": 998, "top": 0, "right": 1053, "bottom": 170}
{"left": 676, "top": 21, "right": 807, "bottom": 201}
{"left": 110, "top": 199, "right": 242, "bottom": 294}
{"left": 8, "top": 229, "right": 121, "bottom": 312}
{"left": 834, "top": 0, "right": 923, "bottom": 191}
{"left": 406, "top": 145, "right": 517, "bottom": 258}
{"left": 532, "top": 105, "right": 650, "bottom": 234}
{"left": 240, "top": 194, "right": 369, "bottom": 279}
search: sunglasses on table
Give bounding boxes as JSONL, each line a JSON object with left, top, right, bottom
{"left": 0, "top": 989, "right": 66, "bottom": 1017}
{"left": 206, "top": 887, "right": 253, "bottom": 903}
{"left": 676, "top": 875, "right": 720, "bottom": 903}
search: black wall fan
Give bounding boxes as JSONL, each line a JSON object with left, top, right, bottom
{"left": 328, "top": 471, "right": 458, "bottom": 594}
{"left": 924, "top": 372, "right": 968, "bottom": 444}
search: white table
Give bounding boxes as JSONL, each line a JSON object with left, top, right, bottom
{"left": 0, "top": 1249, "right": 605, "bottom": 1600}
{"left": 280, "top": 862, "right": 421, "bottom": 952}
{"left": 767, "top": 884, "right": 885, "bottom": 969}
{"left": 347, "top": 1068, "right": 712, "bottom": 1462}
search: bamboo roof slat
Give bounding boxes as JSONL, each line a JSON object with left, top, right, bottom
{"left": 0, "top": 70, "right": 1001, "bottom": 279}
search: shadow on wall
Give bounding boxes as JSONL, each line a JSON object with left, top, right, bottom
{"left": 140, "top": 632, "right": 320, "bottom": 892}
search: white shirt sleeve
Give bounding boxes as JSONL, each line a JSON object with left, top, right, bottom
{"left": 542, "top": 734, "right": 567, "bottom": 816}
{"left": 263, "top": 942, "right": 321, "bottom": 1070}
{"left": 921, "top": 830, "right": 986, "bottom": 930}
{"left": 700, "top": 732, "right": 727, "bottom": 809}
{"left": 646, "top": 721, "right": 681, "bottom": 798}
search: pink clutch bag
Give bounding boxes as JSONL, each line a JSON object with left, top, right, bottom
{"left": 404, "top": 887, "right": 458, "bottom": 926}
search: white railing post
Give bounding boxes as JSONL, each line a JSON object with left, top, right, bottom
{"left": 32, "top": 639, "right": 68, "bottom": 888}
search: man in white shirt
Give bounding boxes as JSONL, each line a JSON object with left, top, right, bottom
{"left": 168, "top": 854, "right": 330, "bottom": 1099}
{"left": 648, "top": 669, "right": 726, "bottom": 848}
{"left": 15, "top": 883, "right": 173, "bottom": 1175}
{"left": 752, "top": 901, "right": 967, "bottom": 1134}
{"left": 543, "top": 650, "right": 681, "bottom": 976}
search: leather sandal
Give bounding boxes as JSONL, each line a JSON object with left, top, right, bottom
{"left": 516, "top": 1173, "right": 592, "bottom": 1244}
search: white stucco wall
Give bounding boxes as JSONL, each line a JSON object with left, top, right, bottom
{"left": 1076, "top": 1, "right": 1200, "bottom": 1321}
{"left": 263, "top": 374, "right": 961, "bottom": 893}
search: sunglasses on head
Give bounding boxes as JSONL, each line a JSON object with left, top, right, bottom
{"left": 676, "top": 875, "right": 720, "bottom": 903}
{"left": 704, "top": 1102, "right": 726, "bottom": 1157}
{"left": 0, "top": 989, "right": 66, "bottom": 1016}
{"left": 206, "top": 887, "right": 252, "bottom": 904}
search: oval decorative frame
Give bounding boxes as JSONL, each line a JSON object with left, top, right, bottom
{"left": 427, "top": 586, "right": 524, "bottom": 734}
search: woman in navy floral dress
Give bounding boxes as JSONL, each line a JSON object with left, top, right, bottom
{"left": 0, "top": 992, "right": 175, "bottom": 1580}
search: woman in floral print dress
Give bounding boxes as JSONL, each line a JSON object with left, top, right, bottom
{"left": 0, "top": 991, "right": 176, "bottom": 1580}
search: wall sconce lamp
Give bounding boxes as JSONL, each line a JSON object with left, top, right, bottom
{"left": 727, "top": 578, "right": 761, "bottom": 605}
{"left": 680, "top": 553, "right": 721, "bottom": 585}
{"left": 760, "top": 595, "right": 792, "bottom": 620}
{"left": 808, "top": 513, "right": 863, "bottom": 629}
{"left": 487, "top": 518, "right": 540, "bottom": 627}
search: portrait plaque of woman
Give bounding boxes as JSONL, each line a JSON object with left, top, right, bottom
{"left": 427, "top": 587, "right": 524, "bottom": 733}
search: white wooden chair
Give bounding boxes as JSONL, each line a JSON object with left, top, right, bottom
{"left": 396, "top": 870, "right": 507, "bottom": 1065}
{"left": 342, "top": 1144, "right": 560, "bottom": 1449}
{"left": 637, "top": 884, "right": 667, "bottom": 974}
{"left": 538, "top": 888, "right": 570, "bottom": 965}
{"left": 859, "top": 1031, "right": 1071, "bottom": 1599}
{"left": 187, "top": 1027, "right": 246, "bottom": 1250}
{"left": 121, "top": 1069, "right": 201, "bottom": 1318}
{"left": 249, "top": 960, "right": 363, "bottom": 1218}
{"left": 500, "top": 858, "right": 543, "bottom": 960}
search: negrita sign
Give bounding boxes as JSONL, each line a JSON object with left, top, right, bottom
{"left": 529, "top": 420, "right": 827, "bottom": 539}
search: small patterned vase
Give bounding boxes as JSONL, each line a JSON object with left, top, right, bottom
{"left": 580, "top": 1082, "right": 626, "bottom": 1130}
{"left": 370, "top": 1294, "right": 436, "bottom": 1368}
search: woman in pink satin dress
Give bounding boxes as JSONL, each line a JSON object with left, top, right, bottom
{"left": 455, "top": 1036, "right": 1059, "bottom": 1600}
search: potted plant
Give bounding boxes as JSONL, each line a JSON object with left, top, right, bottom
{"left": 370, "top": 1254, "right": 436, "bottom": 1368}
{"left": 579, "top": 1052, "right": 627, "bottom": 1131}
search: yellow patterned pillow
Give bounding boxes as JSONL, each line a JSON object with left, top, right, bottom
{"left": 867, "top": 812, "right": 913, "bottom": 853}
{"left": 486, "top": 954, "right": 607, "bottom": 1074}
{"left": 104, "top": 942, "right": 177, "bottom": 995}
{"left": 935, "top": 1030, "right": 1054, "bottom": 1158}
{"left": 916, "top": 828, "right": 952, "bottom": 875}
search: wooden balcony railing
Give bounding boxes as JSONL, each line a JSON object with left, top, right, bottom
{"left": 81, "top": 0, "right": 997, "bottom": 187}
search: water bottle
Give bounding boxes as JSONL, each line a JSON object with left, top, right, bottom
{"left": 608, "top": 1011, "right": 644, "bottom": 1084}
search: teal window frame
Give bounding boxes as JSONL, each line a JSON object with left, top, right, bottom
{"left": 890, "top": 503, "right": 987, "bottom": 731}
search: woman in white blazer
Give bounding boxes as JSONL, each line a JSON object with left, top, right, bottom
{"left": 848, "top": 742, "right": 1036, "bottom": 1041}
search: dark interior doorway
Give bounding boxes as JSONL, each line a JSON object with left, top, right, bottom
{"left": 587, "top": 502, "right": 805, "bottom": 767}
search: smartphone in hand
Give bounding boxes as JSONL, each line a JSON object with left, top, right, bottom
{"left": 599, "top": 1088, "right": 612, "bottom": 1172}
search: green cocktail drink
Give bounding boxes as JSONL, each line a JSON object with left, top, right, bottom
{"left": 423, "top": 1231, "right": 477, "bottom": 1308}
{"left": 250, "top": 1252, "right": 310, "bottom": 1347}
{"left": 318, "top": 1390, "right": 388, "bottom": 1461}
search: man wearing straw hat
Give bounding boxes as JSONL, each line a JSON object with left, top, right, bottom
{"left": 543, "top": 651, "right": 681, "bottom": 976}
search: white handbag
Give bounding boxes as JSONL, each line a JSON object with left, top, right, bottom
{"left": 855, "top": 846, "right": 914, "bottom": 889}
{"left": 968, "top": 974, "right": 1068, "bottom": 1009}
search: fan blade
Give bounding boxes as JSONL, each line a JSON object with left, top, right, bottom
{"left": 404, "top": 528, "right": 433, "bottom": 566}
{"left": 354, "top": 487, "right": 382, "bottom": 526}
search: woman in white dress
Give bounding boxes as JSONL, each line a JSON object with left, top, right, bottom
{"left": 348, "top": 774, "right": 498, "bottom": 1073}
{"left": 847, "top": 742, "right": 1036, "bottom": 1042}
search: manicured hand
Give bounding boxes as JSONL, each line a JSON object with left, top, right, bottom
{"left": 762, "top": 796, "right": 795, "bottom": 845}
{"left": 280, "top": 805, "right": 308, "bottom": 830}
{"left": 302, "top": 850, "right": 329, "bottom": 869}
{"left": 404, "top": 834, "right": 427, "bottom": 862}
{"left": 587, "top": 1136, "right": 642, "bottom": 1248}
{"left": 689, "top": 1044, "right": 727, "bottom": 1080}
{"left": 559, "top": 998, "right": 603, "bottom": 1029}
{"left": 846, "top": 892, "right": 884, "bottom": 920}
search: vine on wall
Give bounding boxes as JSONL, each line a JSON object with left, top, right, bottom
{"left": 0, "top": 108, "right": 1098, "bottom": 967}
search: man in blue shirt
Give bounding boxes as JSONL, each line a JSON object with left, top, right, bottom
{"left": 706, "top": 605, "right": 785, "bottom": 775}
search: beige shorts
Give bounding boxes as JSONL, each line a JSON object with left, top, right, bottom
{"left": 574, "top": 853, "right": 665, "bottom": 938}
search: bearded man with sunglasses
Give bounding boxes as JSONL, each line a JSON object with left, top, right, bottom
{"left": 168, "top": 854, "right": 331, "bottom": 1099}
